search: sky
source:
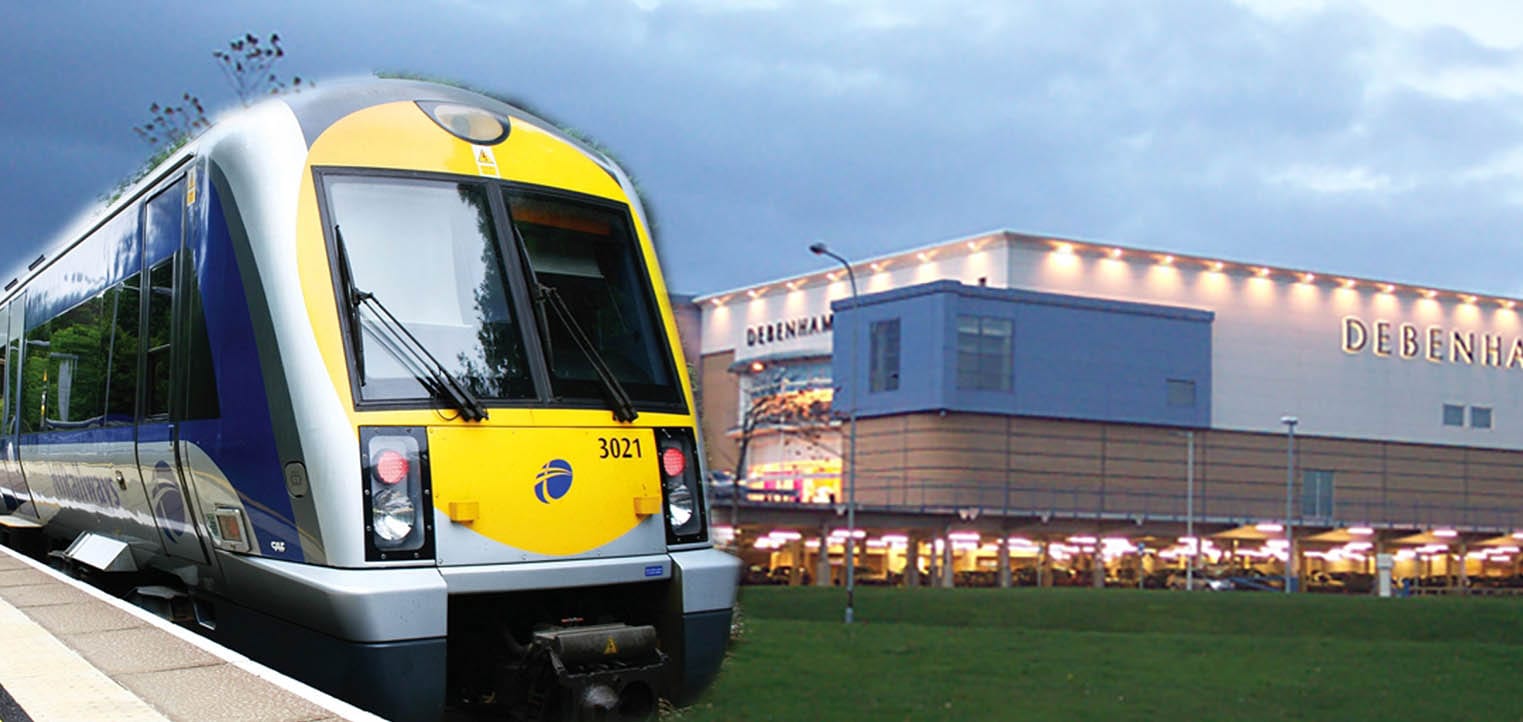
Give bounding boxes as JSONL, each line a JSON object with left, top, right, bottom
{"left": 3, "top": 0, "right": 1523, "bottom": 297}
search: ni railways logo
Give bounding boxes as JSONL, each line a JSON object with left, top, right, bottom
{"left": 1341, "top": 316, "right": 1523, "bottom": 368}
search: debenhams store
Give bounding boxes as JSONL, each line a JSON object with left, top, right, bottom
{"left": 691, "top": 231, "right": 1523, "bottom": 591}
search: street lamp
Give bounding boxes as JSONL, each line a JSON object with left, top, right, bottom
{"left": 1180, "top": 431, "right": 1196, "bottom": 591}
{"left": 810, "top": 242, "right": 859, "bottom": 624}
{"left": 1280, "top": 415, "right": 1298, "bottom": 594}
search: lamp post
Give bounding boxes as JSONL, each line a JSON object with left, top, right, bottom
{"left": 1171, "top": 430, "right": 1197, "bottom": 590}
{"left": 1280, "top": 416, "right": 1298, "bottom": 594}
{"left": 810, "top": 242, "right": 859, "bottom": 624}
{"left": 1184, "top": 430, "right": 1196, "bottom": 591}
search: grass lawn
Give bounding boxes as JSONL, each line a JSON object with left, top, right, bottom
{"left": 672, "top": 586, "right": 1523, "bottom": 721}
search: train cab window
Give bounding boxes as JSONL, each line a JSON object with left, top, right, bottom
{"left": 323, "top": 175, "right": 534, "bottom": 403}
{"left": 180, "top": 258, "right": 219, "bottom": 420}
{"left": 504, "top": 190, "right": 679, "bottom": 406}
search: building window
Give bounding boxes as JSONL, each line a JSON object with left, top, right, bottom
{"left": 1166, "top": 379, "right": 1196, "bottom": 407}
{"left": 956, "top": 315, "right": 1012, "bottom": 391}
{"left": 1301, "top": 469, "right": 1334, "bottom": 521}
{"left": 869, "top": 319, "right": 900, "bottom": 392}
{"left": 1472, "top": 406, "right": 1493, "bottom": 429}
{"left": 1442, "top": 404, "right": 1465, "bottom": 427}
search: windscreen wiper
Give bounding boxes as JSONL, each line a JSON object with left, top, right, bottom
{"left": 352, "top": 290, "right": 490, "bottom": 422}
{"left": 537, "top": 284, "right": 638, "bottom": 423}
{"left": 333, "top": 226, "right": 367, "bottom": 384}
{"left": 333, "top": 225, "right": 488, "bottom": 422}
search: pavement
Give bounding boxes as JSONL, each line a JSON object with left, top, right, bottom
{"left": 0, "top": 543, "right": 386, "bottom": 722}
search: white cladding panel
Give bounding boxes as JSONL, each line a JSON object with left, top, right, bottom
{"left": 1006, "top": 244, "right": 1523, "bottom": 448}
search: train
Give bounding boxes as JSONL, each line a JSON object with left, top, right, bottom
{"left": 0, "top": 79, "right": 738, "bottom": 721}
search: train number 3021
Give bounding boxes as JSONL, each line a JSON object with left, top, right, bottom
{"left": 598, "top": 437, "right": 643, "bottom": 459}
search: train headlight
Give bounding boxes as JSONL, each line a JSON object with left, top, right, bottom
{"left": 657, "top": 429, "right": 707, "bottom": 545}
{"left": 372, "top": 486, "right": 416, "bottom": 542}
{"left": 416, "top": 101, "right": 510, "bottom": 145}
{"left": 665, "top": 474, "right": 696, "bottom": 529}
{"left": 361, "top": 428, "right": 435, "bottom": 561}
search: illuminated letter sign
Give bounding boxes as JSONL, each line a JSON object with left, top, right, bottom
{"left": 1342, "top": 316, "right": 1523, "bottom": 373}
{"left": 1341, "top": 317, "right": 1366, "bottom": 353}
{"left": 746, "top": 313, "right": 835, "bottom": 348}
{"left": 1400, "top": 324, "right": 1419, "bottom": 358}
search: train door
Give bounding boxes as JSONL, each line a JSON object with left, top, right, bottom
{"left": 0, "top": 301, "right": 34, "bottom": 516}
{"left": 135, "top": 177, "right": 210, "bottom": 564}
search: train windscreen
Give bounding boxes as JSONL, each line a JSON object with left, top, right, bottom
{"left": 325, "top": 176, "right": 536, "bottom": 403}
{"left": 323, "top": 174, "right": 680, "bottom": 411}
{"left": 504, "top": 190, "right": 680, "bottom": 407}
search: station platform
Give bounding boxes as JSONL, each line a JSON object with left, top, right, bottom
{"left": 0, "top": 543, "right": 384, "bottom": 722}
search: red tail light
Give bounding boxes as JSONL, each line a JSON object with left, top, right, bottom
{"left": 375, "top": 449, "right": 409, "bottom": 485}
{"left": 661, "top": 447, "right": 686, "bottom": 477}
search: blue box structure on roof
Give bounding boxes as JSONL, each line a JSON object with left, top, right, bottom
{"left": 830, "top": 279, "right": 1213, "bottom": 428}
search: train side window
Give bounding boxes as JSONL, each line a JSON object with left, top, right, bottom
{"left": 0, "top": 304, "right": 9, "bottom": 434}
{"left": 5, "top": 301, "right": 22, "bottom": 436}
{"left": 45, "top": 295, "right": 108, "bottom": 429}
{"left": 104, "top": 281, "right": 141, "bottom": 426}
{"left": 20, "top": 320, "right": 49, "bottom": 434}
{"left": 144, "top": 260, "right": 173, "bottom": 419}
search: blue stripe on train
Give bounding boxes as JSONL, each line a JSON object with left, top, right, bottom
{"left": 178, "top": 173, "right": 302, "bottom": 562}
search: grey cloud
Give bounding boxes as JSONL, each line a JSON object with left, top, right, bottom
{"left": 4, "top": 0, "right": 1523, "bottom": 300}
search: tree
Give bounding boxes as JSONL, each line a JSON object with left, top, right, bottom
{"left": 132, "top": 93, "right": 208, "bottom": 150}
{"left": 213, "top": 33, "right": 306, "bottom": 107}
{"left": 731, "top": 373, "right": 837, "bottom": 497}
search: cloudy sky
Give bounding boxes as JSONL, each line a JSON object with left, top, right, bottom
{"left": 3, "top": 1, "right": 1523, "bottom": 297}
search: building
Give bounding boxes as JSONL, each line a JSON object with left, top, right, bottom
{"left": 691, "top": 230, "right": 1523, "bottom": 591}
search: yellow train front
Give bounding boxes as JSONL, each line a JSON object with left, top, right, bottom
{"left": 200, "top": 80, "right": 738, "bottom": 721}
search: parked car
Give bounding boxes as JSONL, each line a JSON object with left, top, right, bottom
{"left": 742, "top": 565, "right": 772, "bottom": 585}
{"left": 1166, "top": 570, "right": 1231, "bottom": 591}
{"left": 766, "top": 565, "right": 811, "bottom": 585}
{"left": 1222, "top": 568, "right": 1282, "bottom": 592}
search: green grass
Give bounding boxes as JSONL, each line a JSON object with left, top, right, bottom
{"left": 673, "top": 587, "right": 1523, "bottom": 721}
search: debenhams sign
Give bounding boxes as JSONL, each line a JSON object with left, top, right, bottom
{"left": 747, "top": 313, "right": 833, "bottom": 348}
{"left": 1342, "top": 316, "right": 1523, "bottom": 367}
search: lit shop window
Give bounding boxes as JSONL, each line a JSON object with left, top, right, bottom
{"left": 1471, "top": 406, "right": 1493, "bottom": 430}
{"left": 956, "top": 315, "right": 1012, "bottom": 391}
{"left": 1442, "top": 404, "right": 1465, "bottom": 427}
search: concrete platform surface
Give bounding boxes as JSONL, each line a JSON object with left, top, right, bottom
{"left": 0, "top": 543, "right": 386, "bottom": 722}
